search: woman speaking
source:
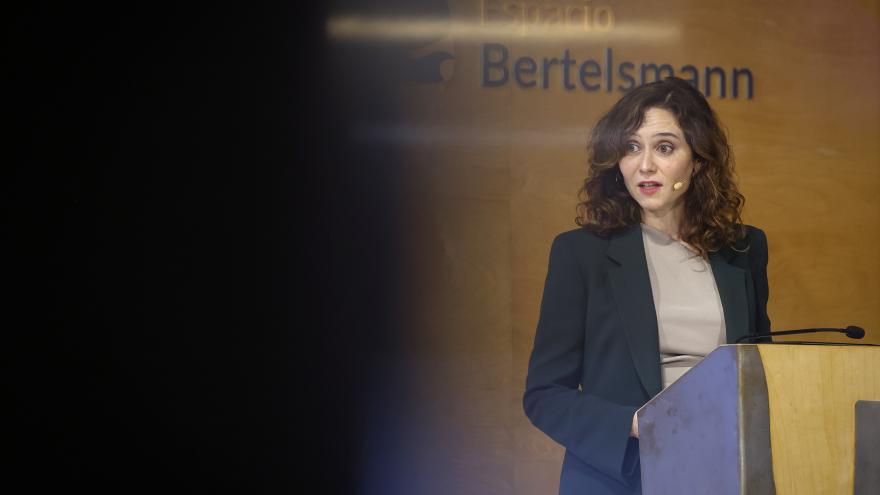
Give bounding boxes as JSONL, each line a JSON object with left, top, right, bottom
{"left": 523, "top": 77, "right": 770, "bottom": 495}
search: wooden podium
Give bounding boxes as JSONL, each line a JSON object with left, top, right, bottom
{"left": 636, "top": 344, "right": 880, "bottom": 494}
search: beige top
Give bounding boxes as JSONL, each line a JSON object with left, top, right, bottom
{"left": 641, "top": 224, "right": 726, "bottom": 389}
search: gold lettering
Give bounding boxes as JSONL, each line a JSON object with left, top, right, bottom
{"left": 565, "top": 5, "right": 585, "bottom": 27}
{"left": 594, "top": 6, "right": 614, "bottom": 31}
{"left": 545, "top": 6, "right": 563, "bottom": 28}
{"left": 480, "top": 1, "right": 615, "bottom": 35}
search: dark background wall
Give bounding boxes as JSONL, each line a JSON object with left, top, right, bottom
{"left": 8, "top": 2, "right": 402, "bottom": 493}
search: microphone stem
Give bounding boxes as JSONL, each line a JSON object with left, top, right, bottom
{"left": 762, "top": 328, "right": 843, "bottom": 337}
{"left": 735, "top": 328, "right": 844, "bottom": 344}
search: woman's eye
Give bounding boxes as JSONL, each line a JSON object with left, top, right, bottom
{"left": 626, "top": 142, "right": 640, "bottom": 153}
{"left": 658, "top": 143, "right": 674, "bottom": 154}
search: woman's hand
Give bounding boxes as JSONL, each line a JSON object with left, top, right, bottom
{"left": 630, "top": 412, "right": 639, "bottom": 438}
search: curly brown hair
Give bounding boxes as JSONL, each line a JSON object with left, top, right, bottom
{"left": 576, "top": 77, "right": 745, "bottom": 257}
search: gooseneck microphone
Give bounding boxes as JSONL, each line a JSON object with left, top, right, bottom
{"left": 735, "top": 325, "right": 866, "bottom": 344}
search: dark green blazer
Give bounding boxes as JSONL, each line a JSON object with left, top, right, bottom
{"left": 523, "top": 224, "right": 770, "bottom": 495}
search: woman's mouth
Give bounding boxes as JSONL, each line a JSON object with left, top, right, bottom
{"left": 638, "top": 181, "right": 662, "bottom": 195}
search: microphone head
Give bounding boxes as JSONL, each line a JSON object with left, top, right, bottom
{"left": 844, "top": 326, "right": 865, "bottom": 339}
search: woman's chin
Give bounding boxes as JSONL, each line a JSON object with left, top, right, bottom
{"left": 636, "top": 199, "right": 664, "bottom": 212}
{"left": 638, "top": 202, "right": 682, "bottom": 219}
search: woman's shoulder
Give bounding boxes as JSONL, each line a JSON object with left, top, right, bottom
{"left": 740, "top": 224, "right": 768, "bottom": 246}
{"left": 731, "top": 224, "right": 768, "bottom": 259}
{"left": 550, "top": 226, "right": 615, "bottom": 261}
{"left": 553, "top": 226, "right": 608, "bottom": 247}
{"left": 742, "top": 224, "right": 766, "bottom": 238}
{"left": 543, "top": 228, "right": 613, "bottom": 277}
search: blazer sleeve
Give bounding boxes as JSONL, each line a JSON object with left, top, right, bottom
{"left": 523, "top": 234, "right": 639, "bottom": 484}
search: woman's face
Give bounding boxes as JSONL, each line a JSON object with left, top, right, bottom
{"left": 618, "top": 107, "right": 695, "bottom": 218}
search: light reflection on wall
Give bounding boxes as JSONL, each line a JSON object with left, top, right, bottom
{"left": 326, "top": 17, "right": 681, "bottom": 43}
{"left": 351, "top": 123, "right": 589, "bottom": 146}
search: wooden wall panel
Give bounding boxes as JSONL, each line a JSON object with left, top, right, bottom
{"left": 379, "top": 0, "right": 880, "bottom": 493}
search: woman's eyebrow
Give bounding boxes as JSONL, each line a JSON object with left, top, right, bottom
{"left": 652, "top": 131, "right": 681, "bottom": 139}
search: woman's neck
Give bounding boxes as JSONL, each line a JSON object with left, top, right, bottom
{"left": 641, "top": 207, "right": 684, "bottom": 239}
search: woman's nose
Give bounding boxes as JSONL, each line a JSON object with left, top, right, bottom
{"left": 639, "top": 151, "right": 657, "bottom": 173}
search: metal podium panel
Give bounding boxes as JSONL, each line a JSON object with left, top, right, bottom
{"left": 638, "top": 345, "right": 775, "bottom": 495}
{"left": 854, "top": 400, "right": 880, "bottom": 495}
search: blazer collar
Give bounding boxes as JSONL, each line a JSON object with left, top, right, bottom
{"left": 605, "top": 224, "right": 750, "bottom": 398}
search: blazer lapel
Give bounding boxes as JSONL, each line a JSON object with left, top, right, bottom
{"left": 709, "top": 250, "right": 750, "bottom": 344}
{"left": 606, "top": 225, "right": 662, "bottom": 398}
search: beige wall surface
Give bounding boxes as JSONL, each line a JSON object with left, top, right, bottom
{"left": 343, "top": 1, "right": 880, "bottom": 493}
